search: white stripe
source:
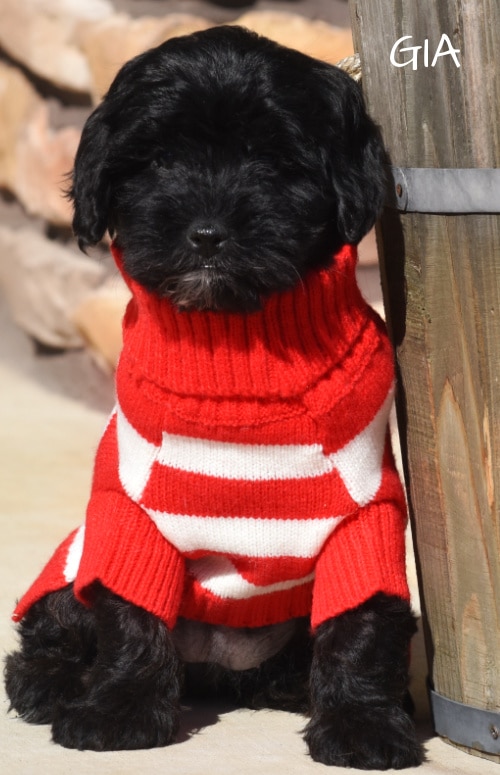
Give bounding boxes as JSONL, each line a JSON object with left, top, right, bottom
{"left": 186, "top": 556, "right": 315, "bottom": 600}
{"left": 116, "top": 385, "right": 393, "bottom": 504}
{"left": 151, "top": 391, "right": 391, "bottom": 491}
{"left": 157, "top": 431, "right": 328, "bottom": 481}
{"left": 116, "top": 406, "right": 158, "bottom": 501}
{"left": 63, "top": 525, "right": 85, "bottom": 582}
{"left": 145, "top": 510, "right": 344, "bottom": 558}
{"left": 331, "top": 386, "right": 394, "bottom": 506}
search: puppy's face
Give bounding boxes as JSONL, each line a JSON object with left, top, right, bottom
{"left": 71, "top": 26, "right": 386, "bottom": 312}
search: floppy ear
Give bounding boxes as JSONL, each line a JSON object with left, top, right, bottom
{"left": 70, "top": 105, "right": 112, "bottom": 251}
{"left": 324, "top": 68, "right": 387, "bottom": 245}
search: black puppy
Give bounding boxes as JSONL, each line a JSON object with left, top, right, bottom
{"left": 5, "top": 26, "right": 423, "bottom": 769}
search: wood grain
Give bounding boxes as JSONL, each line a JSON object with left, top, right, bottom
{"left": 349, "top": 0, "right": 500, "bottom": 759}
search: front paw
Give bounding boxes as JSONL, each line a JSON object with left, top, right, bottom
{"left": 304, "top": 705, "right": 423, "bottom": 770}
{"left": 4, "top": 650, "right": 86, "bottom": 725}
{"left": 51, "top": 702, "right": 179, "bottom": 751}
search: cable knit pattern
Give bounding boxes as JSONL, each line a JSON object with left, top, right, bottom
{"left": 14, "top": 244, "right": 409, "bottom": 630}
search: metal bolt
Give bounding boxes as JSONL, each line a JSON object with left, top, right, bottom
{"left": 490, "top": 724, "right": 499, "bottom": 740}
{"left": 396, "top": 183, "right": 403, "bottom": 198}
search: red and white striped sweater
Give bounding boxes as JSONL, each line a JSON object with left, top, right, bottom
{"left": 14, "top": 243, "right": 409, "bottom": 630}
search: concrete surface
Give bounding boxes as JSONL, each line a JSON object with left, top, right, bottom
{"left": 1, "top": 268, "right": 499, "bottom": 774}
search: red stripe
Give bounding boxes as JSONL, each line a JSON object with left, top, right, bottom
{"left": 225, "top": 554, "right": 315, "bottom": 585}
{"left": 179, "top": 575, "right": 314, "bottom": 627}
{"left": 140, "top": 462, "right": 359, "bottom": 520}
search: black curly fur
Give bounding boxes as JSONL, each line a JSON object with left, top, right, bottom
{"left": 183, "top": 616, "right": 312, "bottom": 714}
{"left": 6, "top": 584, "right": 181, "bottom": 751}
{"left": 69, "top": 25, "right": 386, "bottom": 313}
{"left": 304, "top": 594, "right": 423, "bottom": 769}
{"left": 4, "top": 586, "right": 96, "bottom": 724}
{"left": 6, "top": 586, "right": 423, "bottom": 764}
{"left": 6, "top": 586, "right": 422, "bottom": 764}
{"left": 50, "top": 584, "right": 181, "bottom": 751}
{"left": 5, "top": 26, "right": 423, "bottom": 767}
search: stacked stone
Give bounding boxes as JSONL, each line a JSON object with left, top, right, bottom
{"left": 0, "top": 0, "right": 354, "bottom": 366}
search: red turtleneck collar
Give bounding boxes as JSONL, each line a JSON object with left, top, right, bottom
{"left": 111, "top": 243, "right": 379, "bottom": 403}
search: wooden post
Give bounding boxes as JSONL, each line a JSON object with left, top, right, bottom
{"left": 349, "top": 0, "right": 500, "bottom": 761}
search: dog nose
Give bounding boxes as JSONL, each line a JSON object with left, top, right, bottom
{"left": 187, "top": 223, "right": 227, "bottom": 257}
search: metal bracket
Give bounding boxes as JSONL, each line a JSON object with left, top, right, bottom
{"left": 430, "top": 688, "right": 500, "bottom": 755}
{"left": 387, "top": 166, "right": 500, "bottom": 213}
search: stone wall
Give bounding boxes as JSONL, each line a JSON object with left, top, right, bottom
{"left": 0, "top": 0, "right": 355, "bottom": 369}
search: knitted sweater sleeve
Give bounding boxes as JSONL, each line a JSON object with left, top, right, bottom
{"left": 300, "top": 304, "right": 411, "bottom": 629}
{"left": 13, "top": 413, "right": 186, "bottom": 630}
{"left": 310, "top": 437, "right": 410, "bottom": 630}
{"left": 74, "top": 412, "right": 186, "bottom": 628}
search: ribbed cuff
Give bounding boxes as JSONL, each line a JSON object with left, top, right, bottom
{"left": 12, "top": 529, "right": 80, "bottom": 622}
{"left": 75, "top": 491, "right": 185, "bottom": 630}
{"left": 311, "top": 500, "right": 410, "bottom": 630}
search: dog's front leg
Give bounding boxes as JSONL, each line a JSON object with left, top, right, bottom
{"left": 51, "top": 583, "right": 181, "bottom": 751}
{"left": 304, "top": 593, "right": 423, "bottom": 770}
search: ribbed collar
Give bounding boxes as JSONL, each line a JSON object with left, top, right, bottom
{"left": 112, "top": 243, "right": 369, "bottom": 400}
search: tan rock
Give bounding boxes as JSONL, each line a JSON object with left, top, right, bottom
{"left": 0, "top": 0, "right": 113, "bottom": 94}
{"left": 0, "top": 62, "right": 80, "bottom": 225}
{"left": 16, "top": 105, "right": 80, "bottom": 226}
{"left": 0, "top": 62, "right": 40, "bottom": 186}
{"left": 0, "top": 226, "right": 107, "bottom": 349}
{"left": 72, "top": 278, "right": 131, "bottom": 372}
{"left": 233, "top": 11, "right": 354, "bottom": 64}
{"left": 79, "top": 13, "right": 212, "bottom": 103}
